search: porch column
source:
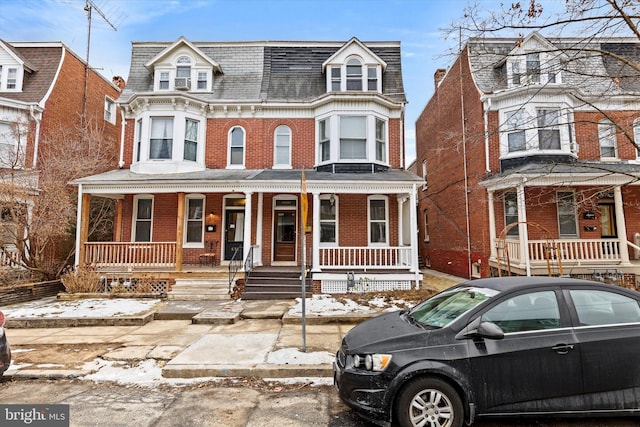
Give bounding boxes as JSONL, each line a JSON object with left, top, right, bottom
{"left": 75, "top": 186, "right": 90, "bottom": 268}
{"left": 114, "top": 199, "right": 123, "bottom": 242}
{"left": 255, "top": 192, "right": 263, "bottom": 266}
{"left": 487, "top": 190, "right": 497, "bottom": 259}
{"left": 397, "top": 194, "right": 406, "bottom": 246}
{"left": 614, "top": 186, "right": 631, "bottom": 265}
{"left": 243, "top": 191, "right": 253, "bottom": 266}
{"left": 312, "top": 191, "right": 320, "bottom": 272}
{"left": 409, "top": 185, "right": 419, "bottom": 279}
{"left": 176, "top": 192, "right": 185, "bottom": 272}
{"left": 516, "top": 185, "right": 531, "bottom": 276}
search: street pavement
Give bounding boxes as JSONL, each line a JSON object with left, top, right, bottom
{"left": 3, "top": 298, "right": 376, "bottom": 381}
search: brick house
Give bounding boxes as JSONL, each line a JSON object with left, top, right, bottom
{"left": 72, "top": 37, "right": 424, "bottom": 296}
{"left": 0, "top": 40, "right": 122, "bottom": 271}
{"left": 416, "top": 33, "right": 640, "bottom": 286}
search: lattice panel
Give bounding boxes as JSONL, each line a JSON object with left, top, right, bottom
{"left": 321, "top": 279, "right": 411, "bottom": 294}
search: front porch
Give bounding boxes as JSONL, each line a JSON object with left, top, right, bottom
{"left": 491, "top": 237, "right": 640, "bottom": 286}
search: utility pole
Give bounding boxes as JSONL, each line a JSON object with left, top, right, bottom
{"left": 82, "top": 0, "right": 117, "bottom": 126}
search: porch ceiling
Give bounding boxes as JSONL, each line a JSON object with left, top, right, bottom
{"left": 71, "top": 168, "right": 424, "bottom": 195}
{"left": 481, "top": 161, "right": 640, "bottom": 191}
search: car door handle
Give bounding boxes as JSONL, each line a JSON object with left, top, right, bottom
{"left": 551, "top": 344, "right": 575, "bottom": 355}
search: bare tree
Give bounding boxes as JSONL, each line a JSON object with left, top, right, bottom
{"left": 1, "top": 116, "right": 117, "bottom": 280}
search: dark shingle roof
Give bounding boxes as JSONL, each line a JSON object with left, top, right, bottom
{"left": 0, "top": 45, "right": 63, "bottom": 104}
{"left": 121, "top": 40, "right": 406, "bottom": 104}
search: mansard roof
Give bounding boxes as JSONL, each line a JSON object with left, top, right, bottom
{"left": 466, "top": 34, "right": 640, "bottom": 96}
{"left": 121, "top": 38, "right": 406, "bottom": 103}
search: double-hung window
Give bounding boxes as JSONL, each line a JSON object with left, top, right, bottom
{"left": 319, "top": 119, "right": 330, "bottom": 162}
{"left": 526, "top": 53, "right": 540, "bottom": 84}
{"left": 598, "top": 119, "right": 617, "bottom": 159}
{"left": 537, "top": 109, "right": 560, "bottom": 149}
{"left": 375, "top": 118, "right": 386, "bottom": 162}
{"left": 229, "top": 127, "right": 245, "bottom": 166}
{"left": 367, "top": 66, "right": 378, "bottom": 91}
{"left": 6, "top": 68, "right": 17, "bottom": 90}
{"left": 197, "top": 72, "right": 207, "bottom": 90}
{"left": 507, "top": 110, "right": 526, "bottom": 152}
{"left": 185, "top": 196, "right": 204, "bottom": 244}
{"left": 274, "top": 125, "right": 291, "bottom": 167}
{"left": 133, "top": 197, "right": 153, "bottom": 242}
{"left": 150, "top": 117, "right": 173, "bottom": 159}
{"left": 557, "top": 191, "right": 578, "bottom": 237}
{"left": 184, "top": 119, "right": 198, "bottom": 161}
{"left": 346, "top": 59, "right": 363, "bottom": 90}
{"left": 331, "top": 68, "right": 341, "bottom": 91}
{"left": 340, "top": 116, "right": 366, "bottom": 160}
{"left": 504, "top": 192, "right": 519, "bottom": 237}
{"left": 159, "top": 72, "right": 170, "bottom": 90}
{"left": 135, "top": 119, "right": 143, "bottom": 162}
{"left": 104, "top": 97, "right": 115, "bottom": 124}
{"left": 320, "top": 196, "right": 337, "bottom": 244}
{"left": 369, "top": 197, "right": 387, "bottom": 244}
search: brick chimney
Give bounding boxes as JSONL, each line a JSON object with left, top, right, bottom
{"left": 434, "top": 69, "right": 447, "bottom": 88}
{"left": 112, "top": 76, "right": 126, "bottom": 91}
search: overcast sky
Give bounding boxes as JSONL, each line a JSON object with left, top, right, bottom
{"left": 0, "top": 0, "right": 495, "bottom": 164}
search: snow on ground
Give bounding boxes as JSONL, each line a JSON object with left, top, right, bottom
{"left": 81, "top": 359, "right": 332, "bottom": 387}
{"left": 287, "top": 294, "right": 371, "bottom": 316}
{"left": 0, "top": 297, "right": 162, "bottom": 318}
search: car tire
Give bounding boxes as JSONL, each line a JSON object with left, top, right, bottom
{"left": 395, "top": 377, "right": 464, "bottom": 427}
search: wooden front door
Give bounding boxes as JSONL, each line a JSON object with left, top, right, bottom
{"left": 599, "top": 204, "right": 617, "bottom": 238}
{"left": 274, "top": 210, "right": 296, "bottom": 262}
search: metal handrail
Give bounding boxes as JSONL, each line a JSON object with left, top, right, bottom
{"left": 228, "top": 247, "right": 242, "bottom": 293}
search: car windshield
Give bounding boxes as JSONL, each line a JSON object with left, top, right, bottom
{"left": 409, "top": 286, "right": 499, "bottom": 328}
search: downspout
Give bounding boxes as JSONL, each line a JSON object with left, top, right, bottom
{"left": 29, "top": 105, "right": 42, "bottom": 169}
{"left": 118, "top": 107, "right": 126, "bottom": 168}
{"left": 483, "top": 97, "right": 491, "bottom": 174}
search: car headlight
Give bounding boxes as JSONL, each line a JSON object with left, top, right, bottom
{"left": 351, "top": 353, "right": 392, "bottom": 372}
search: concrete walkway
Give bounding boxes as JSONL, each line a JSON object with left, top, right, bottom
{"left": 3, "top": 299, "right": 376, "bottom": 381}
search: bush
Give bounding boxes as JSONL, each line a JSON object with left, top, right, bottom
{"left": 60, "top": 265, "right": 100, "bottom": 293}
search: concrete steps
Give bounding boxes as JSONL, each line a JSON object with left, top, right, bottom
{"left": 168, "top": 278, "right": 231, "bottom": 301}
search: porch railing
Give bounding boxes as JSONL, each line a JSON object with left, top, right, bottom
{"left": 496, "top": 238, "right": 623, "bottom": 265}
{"left": 319, "top": 246, "right": 412, "bottom": 269}
{"left": 83, "top": 242, "right": 176, "bottom": 268}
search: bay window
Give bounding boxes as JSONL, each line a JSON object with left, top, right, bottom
{"left": 150, "top": 118, "right": 173, "bottom": 159}
{"left": 184, "top": 118, "right": 198, "bottom": 161}
{"left": 537, "top": 109, "right": 560, "bottom": 149}
{"left": 319, "top": 119, "right": 330, "bottom": 162}
{"left": 507, "top": 110, "right": 526, "bottom": 152}
{"left": 340, "top": 116, "right": 366, "bottom": 160}
{"left": 375, "top": 118, "right": 386, "bottom": 162}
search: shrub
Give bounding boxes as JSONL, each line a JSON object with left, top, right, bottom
{"left": 60, "top": 265, "right": 100, "bottom": 293}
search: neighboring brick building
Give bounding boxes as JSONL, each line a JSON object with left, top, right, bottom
{"left": 416, "top": 32, "right": 640, "bottom": 285}
{"left": 73, "top": 37, "right": 424, "bottom": 294}
{"left": 0, "top": 40, "right": 122, "bottom": 271}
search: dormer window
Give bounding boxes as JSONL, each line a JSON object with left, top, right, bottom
{"left": 508, "top": 52, "right": 561, "bottom": 87}
{"left": 0, "top": 65, "right": 21, "bottom": 92}
{"left": 159, "top": 72, "right": 169, "bottom": 90}
{"left": 175, "top": 56, "right": 191, "bottom": 90}
{"left": 346, "top": 58, "right": 363, "bottom": 90}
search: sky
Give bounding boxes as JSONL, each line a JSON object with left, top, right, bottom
{"left": 0, "top": 0, "right": 495, "bottom": 164}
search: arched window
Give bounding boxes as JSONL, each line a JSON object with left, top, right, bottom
{"left": 274, "top": 125, "right": 291, "bottom": 168}
{"left": 228, "top": 127, "right": 245, "bottom": 167}
{"left": 346, "top": 58, "right": 363, "bottom": 90}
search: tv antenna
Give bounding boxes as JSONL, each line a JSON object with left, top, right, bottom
{"left": 82, "top": 0, "right": 119, "bottom": 122}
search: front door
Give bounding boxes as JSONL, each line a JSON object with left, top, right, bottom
{"left": 274, "top": 210, "right": 296, "bottom": 262}
{"left": 224, "top": 210, "right": 244, "bottom": 261}
{"left": 599, "top": 203, "right": 617, "bottom": 238}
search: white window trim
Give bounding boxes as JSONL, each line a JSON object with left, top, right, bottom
{"left": 504, "top": 192, "right": 519, "bottom": 238}
{"left": 1, "top": 66, "right": 22, "bottom": 92}
{"left": 132, "top": 195, "right": 154, "bottom": 243}
{"left": 423, "top": 209, "right": 429, "bottom": 243}
{"left": 319, "top": 195, "right": 338, "bottom": 246}
{"left": 184, "top": 194, "right": 205, "bottom": 248}
{"left": 633, "top": 118, "right": 640, "bottom": 162}
{"left": 227, "top": 126, "right": 246, "bottom": 169}
{"left": 557, "top": 190, "right": 579, "bottom": 238}
{"left": 507, "top": 52, "right": 562, "bottom": 89}
{"left": 273, "top": 125, "right": 292, "bottom": 169}
{"left": 316, "top": 113, "right": 390, "bottom": 166}
{"left": 500, "top": 105, "right": 572, "bottom": 159}
{"left": 104, "top": 96, "right": 116, "bottom": 124}
{"left": 598, "top": 119, "right": 618, "bottom": 161}
{"left": 421, "top": 160, "right": 428, "bottom": 191}
{"left": 368, "top": 195, "right": 388, "bottom": 246}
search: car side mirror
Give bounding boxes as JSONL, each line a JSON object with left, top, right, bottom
{"left": 456, "top": 318, "right": 504, "bottom": 340}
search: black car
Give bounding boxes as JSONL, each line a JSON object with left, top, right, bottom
{"left": 0, "top": 310, "right": 10, "bottom": 375}
{"left": 334, "top": 277, "right": 640, "bottom": 427}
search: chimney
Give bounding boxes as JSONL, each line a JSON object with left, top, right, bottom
{"left": 434, "top": 68, "right": 447, "bottom": 88}
{"left": 112, "top": 75, "right": 126, "bottom": 91}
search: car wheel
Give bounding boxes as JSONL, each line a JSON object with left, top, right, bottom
{"left": 395, "top": 377, "right": 463, "bottom": 427}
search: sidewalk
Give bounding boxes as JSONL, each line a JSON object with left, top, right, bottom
{"left": 2, "top": 298, "right": 376, "bottom": 382}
